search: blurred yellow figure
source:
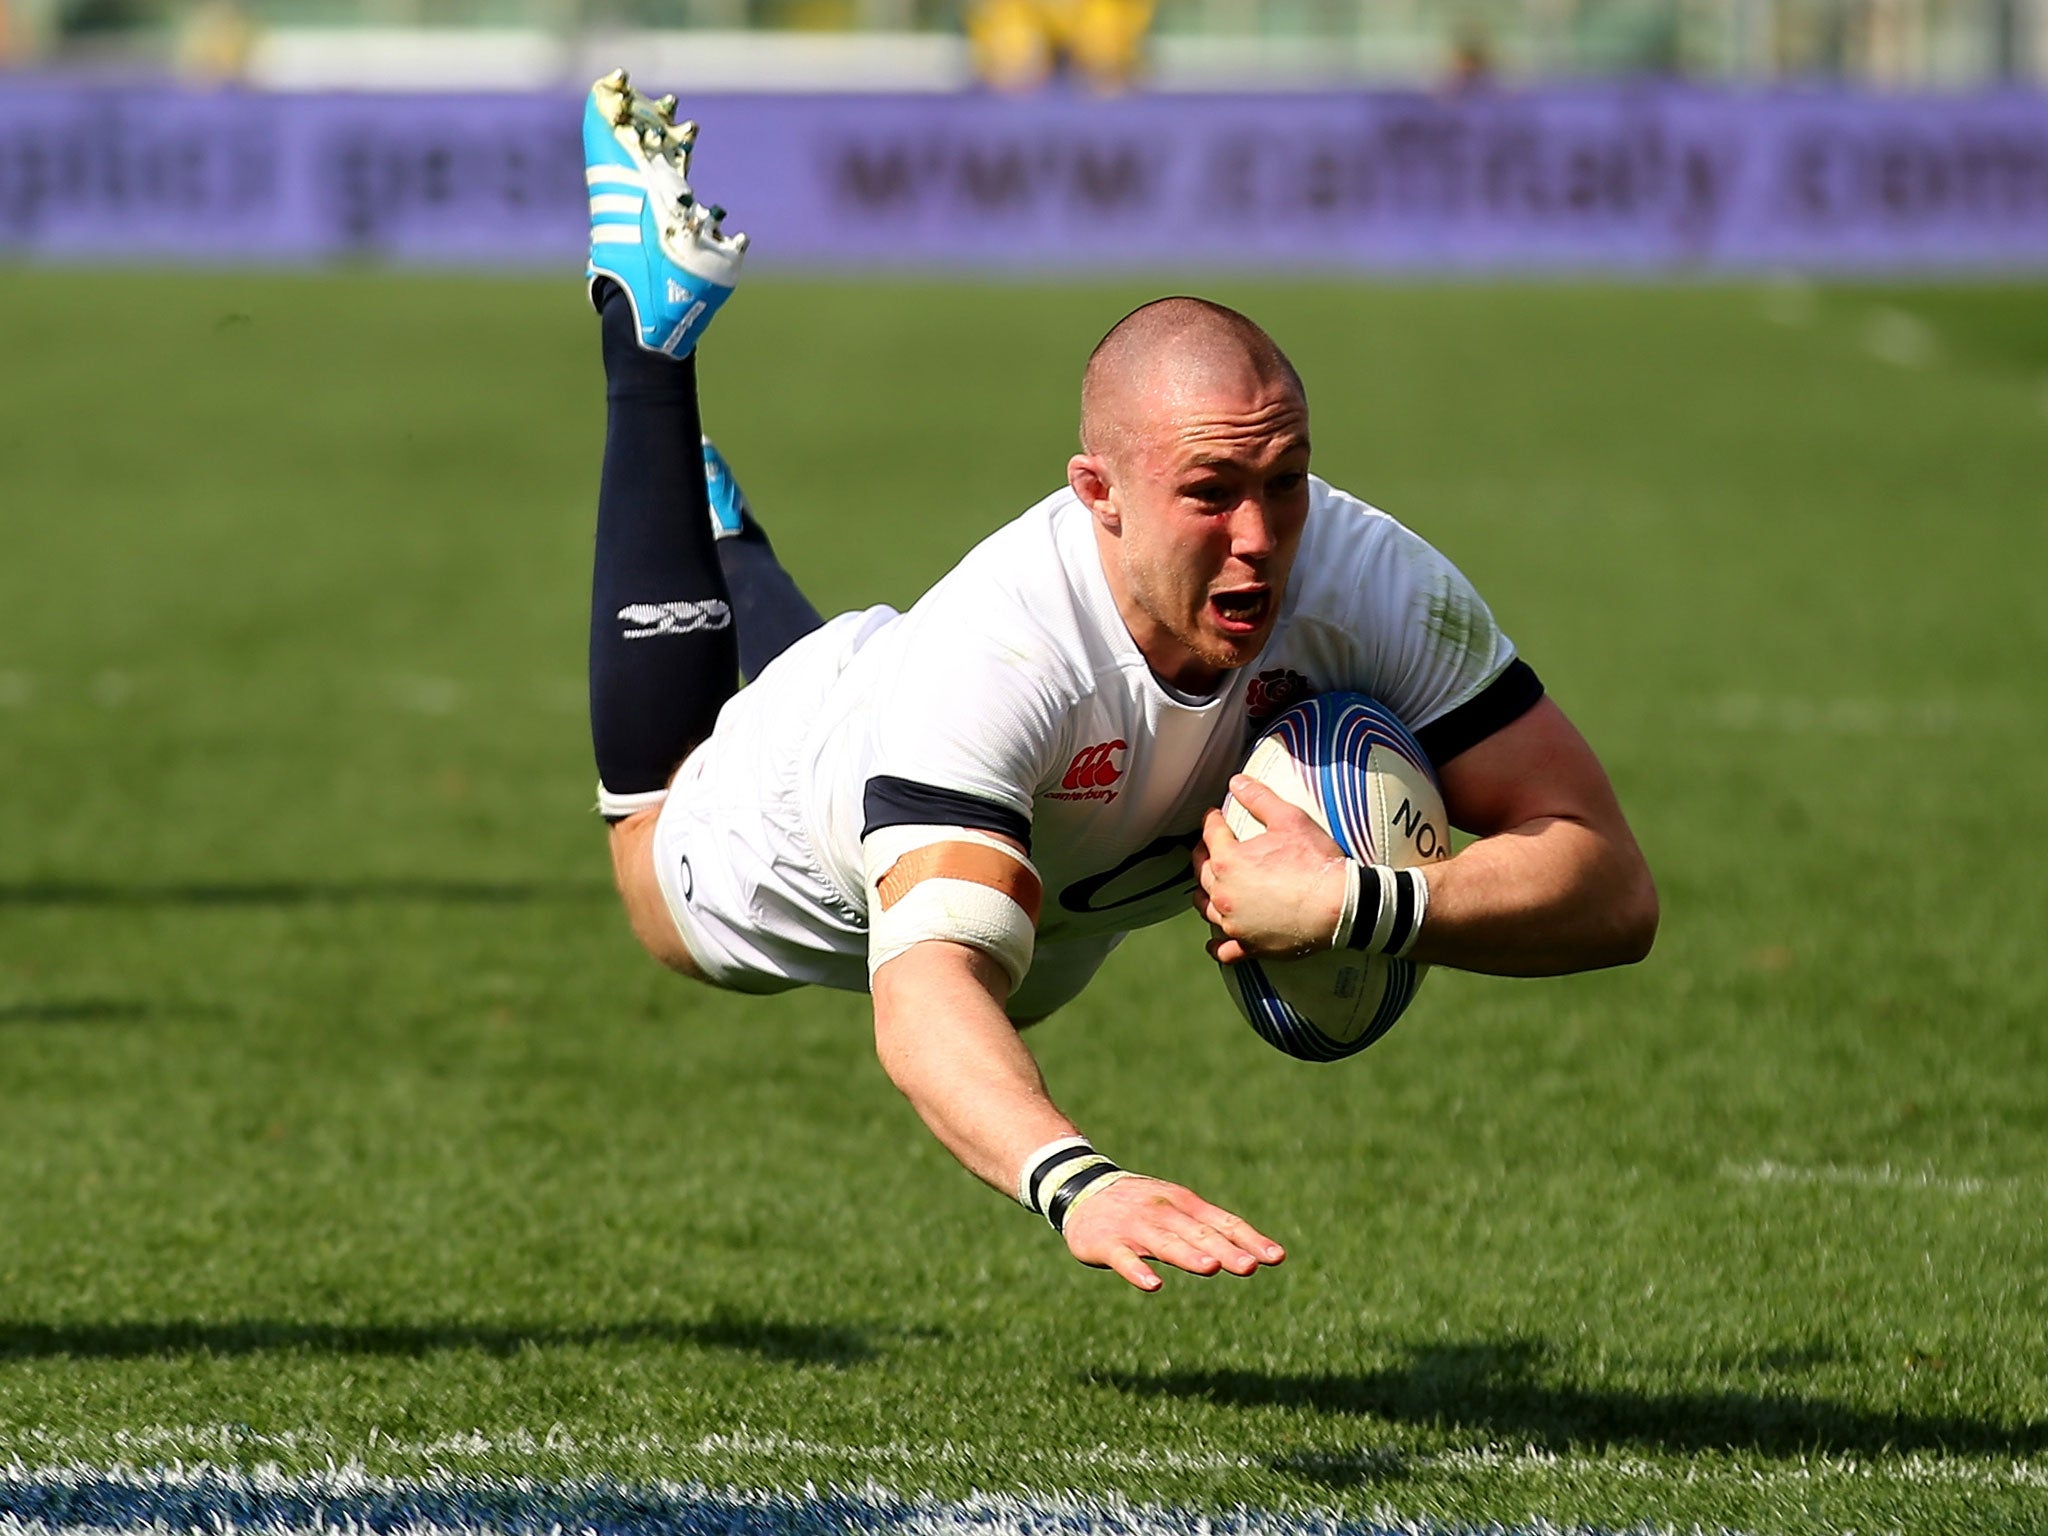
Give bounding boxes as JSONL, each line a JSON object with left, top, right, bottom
{"left": 175, "top": 0, "right": 257, "bottom": 82}
{"left": 968, "top": 0, "right": 1155, "bottom": 93}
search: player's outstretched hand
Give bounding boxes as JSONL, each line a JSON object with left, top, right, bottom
{"left": 1060, "top": 1174, "right": 1285, "bottom": 1291}
{"left": 1193, "top": 775, "right": 1347, "bottom": 964}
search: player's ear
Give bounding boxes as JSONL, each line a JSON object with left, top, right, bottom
{"left": 1068, "top": 454, "right": 1120, "bottom": 531}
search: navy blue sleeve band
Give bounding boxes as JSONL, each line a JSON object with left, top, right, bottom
{"left": 1414, "top": 658, "right": 1545, "bottom": 769}
{"left": 862, "top": 775, "right": 1033, "bottom": 849}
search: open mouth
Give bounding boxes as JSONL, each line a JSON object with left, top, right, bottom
{"left": 1209, "top": 588, "right": 1271, "bottom": 634}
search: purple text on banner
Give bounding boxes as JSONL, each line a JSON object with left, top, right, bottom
{"left": 4, "top": 80, "right": 2048, "bottom": 271}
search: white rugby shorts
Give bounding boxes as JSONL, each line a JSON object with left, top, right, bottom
{"left": 645, "top": 606, "right": 1120, "bottom": 1020}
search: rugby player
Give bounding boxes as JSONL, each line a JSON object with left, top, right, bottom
{"left": 580, "top": 74, "right": 1659, "bottom": 1291}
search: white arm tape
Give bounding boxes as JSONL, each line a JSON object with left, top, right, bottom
{"left": 864, "top": 823, "right": 1040, "bottom": 991}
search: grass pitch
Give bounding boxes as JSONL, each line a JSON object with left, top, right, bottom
{"left": 0, "top": 269, "right": 2045, "bottom": 1536}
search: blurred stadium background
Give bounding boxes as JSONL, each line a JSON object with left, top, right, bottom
{"left": 3, "top": 0, "right": 2046, "bottom": 1533}
{"left": 3, "top": 0, "right": 2047, "bottom": 91}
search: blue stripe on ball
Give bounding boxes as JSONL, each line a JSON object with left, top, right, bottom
{"left": 1219, "top": 693, "right": 1440, "bottom": 1064}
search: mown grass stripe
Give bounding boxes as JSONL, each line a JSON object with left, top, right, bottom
{"left": 5, "top": 1433, "right": 2047, "bottom": 1497}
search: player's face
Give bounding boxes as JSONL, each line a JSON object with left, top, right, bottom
{"left": 1092, "top": 377, "right": 1312, "bottom": 693}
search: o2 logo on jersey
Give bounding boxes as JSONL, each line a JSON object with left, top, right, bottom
{"left": 1059, "top": 830, "right": 1201, "bottom": 915}
{"left": 1048, "top": 739, "right": 1127, "bottom": 804}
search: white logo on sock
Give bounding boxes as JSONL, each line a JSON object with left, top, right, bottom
{"left": 617, "top": 599, "right": 732, "bottom": 639}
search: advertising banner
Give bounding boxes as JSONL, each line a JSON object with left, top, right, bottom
{"left": 3, "top": 79, "right": 2047, "bottom": 270}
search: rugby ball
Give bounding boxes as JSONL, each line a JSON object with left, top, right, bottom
{"left": 1218, "top": 693, "right": 1451, "bottom": 1062}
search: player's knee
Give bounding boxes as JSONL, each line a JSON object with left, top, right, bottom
{"left": 607, "top": 809, "right": 704, "bottom": 979}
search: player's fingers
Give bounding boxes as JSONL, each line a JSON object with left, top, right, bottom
{"left": 1203, "top": 1213, "right": 1286, "bottom": 1266}
{"left": 1194, "top": 872, "right": 1234, "bottom": 922}
{"left": 1127, "top": 1186, "right": 1275, "bottom": 1275}
{"left": 1207, "top": 936, "right": 1247, "bottom": 964}
{"left": 1200, "top": 807, "right": 1236, "bottom": 851}
{"left": 1102, "top": 1244, "right": 1163, "bottom": 1292}
{"left": 1168, "top": 1192, "right": 1286, "bottom": 1265}
{"left": 1145, "top": 1211, "right": 1264, "bottom": 1276}
{"left": 1140, "top": 1224, "right": 1229, "bottom": 1277}
{"left": 1227, "top": 775, "right": 1314, "bottom": 834}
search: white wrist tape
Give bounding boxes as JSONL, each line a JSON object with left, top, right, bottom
{"left": 1332, "top": 858, "right": 1362, "bottom": 950}
{"left": 1017, "top": 1136, "right": 1133, "bottom": 1233}
{"left": 865, "top": 824, "right": 1041, "bottom": 990}
{"left": 1335, "top": 860, "right": 1430, "bottom": 958}
{"left": 1016, "top": 1135, "right": 1093, "bottom": 1208}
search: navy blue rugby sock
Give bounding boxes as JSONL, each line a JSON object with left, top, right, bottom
{"left": 588, "top": 285, "right": 738, "bottom": 813}
{"left": 718, "top": 520, "right": 824, "bottom": 681}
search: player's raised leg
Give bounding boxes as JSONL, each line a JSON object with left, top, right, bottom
{"left": 702, "top": 436, "right": 825, "bottom": 679}
{"left": 582, "top": 70, "right": 745, "bottom": 969}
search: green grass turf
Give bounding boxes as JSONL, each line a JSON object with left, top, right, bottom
{"left": 1, "top": 269, "right": 2045, "bottom": 1535}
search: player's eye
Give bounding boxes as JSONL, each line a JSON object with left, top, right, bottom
{"left": 1267, "top": 472, "right": 1307, "bottom": 496}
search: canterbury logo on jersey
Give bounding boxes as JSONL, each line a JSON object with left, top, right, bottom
{"left": 1064, "top": 741, "right": 1125, "bottom": 788}
{"left": 617, "top": 599, "right": 732, "bottom": 638}
{"left": 1049, "top": 740, "right": 1126, "bottom": 803}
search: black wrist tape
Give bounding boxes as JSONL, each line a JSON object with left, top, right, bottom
{"left": 1020, "top": 1138, "right": 1127, "bottom": 1233}
{"left": 1339, "top": 862, "right": 1430, "bottom": 958}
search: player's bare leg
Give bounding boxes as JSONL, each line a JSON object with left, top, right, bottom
{"left": 607, "top": 806, "right": 703, "bottom": 977}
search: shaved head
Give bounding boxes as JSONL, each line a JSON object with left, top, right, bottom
{"left": 1079, "top": 297, "right": 1306, "bottom": 468}
{"left": 1066, "top": 297, "right": 1314, "bottom": 692}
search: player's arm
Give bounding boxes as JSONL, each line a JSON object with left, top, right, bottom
{"left": 1196, "top": 695, "right": 1657, "bottom": 976}
{"left": 1408, "top": 694, "right": 1657, "bottom": 973}
{"left": 865, "top": 827, "right": 1283, "bottom": 1290}
{"left": 1198, "top": 505, "right": 1655, "bottom": 977}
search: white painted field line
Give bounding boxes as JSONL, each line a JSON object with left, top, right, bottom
{"left": 0, "top": 674, "right": 591, "bottom": 718}
{"left": 0, "top": 1462, "right": 1653, "bottom": 1536}
{"left": 1703, "top": 693, "right": 1974, "bottom": 738}
{"left": 386, "top": 675, "right": 464, "bottom": 715}
{"left": 88, "top": 673, "right": 134, "bottom": 709}
{"left": 1860, "top": 307, "right": 1940, "bottom": 370}
{"left": 1723, "top": 1159, "right": 2018, "bottom": 1196}
{"left": 4, "top": 1424, "right": 2046, "bottom": 1494}
{"left": 1756, "top": 276, "right": 1816, "bottom": 329}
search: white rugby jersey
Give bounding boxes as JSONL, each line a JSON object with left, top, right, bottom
{"left": 688, "top": 476, "right": 1539, "bottom": 997}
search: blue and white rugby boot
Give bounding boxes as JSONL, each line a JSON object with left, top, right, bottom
{"left": 701, "top": 436, "right": 749, "bottom": 540}
{"left": 583, "top": 68, "right": 747, "bottom": 358}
